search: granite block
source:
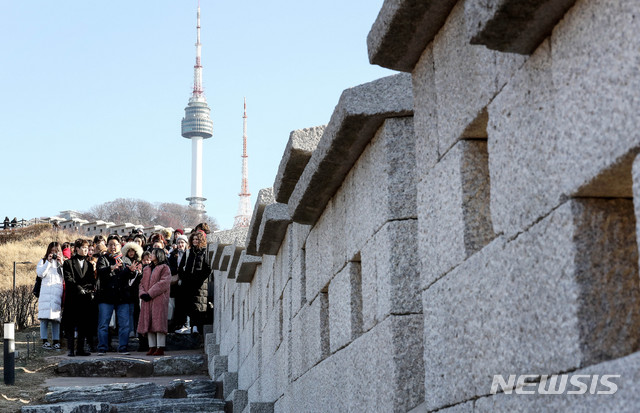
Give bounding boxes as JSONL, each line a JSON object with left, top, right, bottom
{"left": 344, "top": 117, "right": 417, "bottom": 263}
{"left": 475, "top": 351, "right": 640, "bottom": 412}
{"left": 487, "top": 40, "right": 559, "bottom": 237}
{"left": 360, "top": 237, "right": 378, "bottom": 332}
{"left": 261, "top": 297, "right": 282, "bottom": 360}
{"left": 466, "top": 0, "right": 577, "bottom": 54}
{"left": 257, "top": 203, "right": 291, "bottom": 256}
{"left": 239, "top": 342, "right": 261, "bottom": 392}
{"left": 221, "top": 372, "right": 238, "bottom": 400}
{"left": 634, "top": 155, "right": 640, "bottom": 272}
{"left": 367, "top": 0, "right": 458, "bottom": 72}
{"left": 291, "top": 293, "right": 328, "bottom": 380}
{"left": 291, "top": 254, "right": 305, "bottom": 318}
{"left": 289, "top": 223, "right": 311, "bottom": 263}
{"left": 228, "top": 389, "right": 248, "bottom": 413}
{"left": 304, "top": 207, "right": 334, "bottom": 303}
{"left": 360, "top": 219, "right": 421, "bottom": 332}
{"left": 551, "top": 0, "right": 640, "bottom": 197}
{"left": 419, "top": 140, "right": 494, "bottom": 287}
{"left": 412, "top": 44, "right": 439, "bottom": 173}
{"left": 237, "top": 251, "right": 262, "bottom": 283}
{"left": 152, "top": 354, "right": 207, "bottom": 376}
{"left": 44, "top": 382, "right": 163, "bottom": 404}
{"left": 209, "top": 355, "right": 228, "bottom": 381}
{"left": 21, "top": 402, "right": 112, "bottom": 413}
{"left": 329, "top": 262, "right": 363, "bottom": 353}
{"left": 274, "top": 126, "right": 325, "bottom": 204}
{"left": 291, "top": 314, "right": 424, "bottom": 412}
{"left": 433, "top": 2, "right": 525, "bottom": 156}
{"left": 246, "top": 188, "right": 275, "bottom": 255}
{"left": 422, "top": 199, "right": 640, "bottom": 410}
{"left": 288, "top": 73, "right": 413, "bottom": 225}
{"left": 220, "top": 244, "right": 235, "bottom": 274}
{"left": 490, "top": 8, "right": 640, "bottom": 237}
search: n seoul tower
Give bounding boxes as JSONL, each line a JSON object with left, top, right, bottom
{"left": 181, "top": 0, "right": 213, "bottom": 213}
{"left": 233, "top": 98, "right": 252, "bottom": 228}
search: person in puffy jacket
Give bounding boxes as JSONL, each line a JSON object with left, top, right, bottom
{"left": 36, "top": 242, "right": 65, "bottom": 350}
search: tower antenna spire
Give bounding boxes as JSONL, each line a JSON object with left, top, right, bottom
{"left": 234, "top": 97, "right": 252, "bottom": 228}
{"left": 182, "top": 0, "right": 213, "bottom": 214}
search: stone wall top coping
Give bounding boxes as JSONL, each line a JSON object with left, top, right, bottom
{"left": 466, "top": 0, "right": 578, "bottom": 54}
{"left": 246, "top": 187, "right": 275, "bottom": 255}
{"left": 236, "top": 250, "right": 262, "bottom": 283}
{"left": 367, "top": 0, "right": 458, "bottom": 72}
{"left": 274, "top": 126, "right": 326, "bottom": 204}
{"left": 211, "top": 226, "right": 248, "bottom": 248}
{"left": 228, "top": 244, "right": 245, "bottom": 278}
{"left": 219, "top": 244, "right": 235, "bottom": 276}
{"left": 288, "top": 73, "right": 413, "bottom": 225}
{"left": 257, "top": 203, "right": 292, "bottom": 256}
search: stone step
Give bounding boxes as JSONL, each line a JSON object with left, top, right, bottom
{"left": 115, "top": 397, "right": 226, "bottom": 413}
{"left": 54, "top": 354, "right": 207, "bottom": 377}
{"left": 45, "top": 382, "right": 163, "bottom": 404}
{"left": 23, "top": 379, "right": 225, "bottom": 413}
{"left": 21, "top": 398, "right": 226, "bottom": 413}
{"left": 44, "top": 379, "right": 218, "bottom": 404}
{"left": 21, "top": 402, "right": 111, "bottom": 413}
{"left": 165, "top": 331, "right": 204, "bottom": 351}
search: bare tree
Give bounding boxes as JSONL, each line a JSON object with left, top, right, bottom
{"left": 80, "top": 198, "right": 218, "bottom": 230}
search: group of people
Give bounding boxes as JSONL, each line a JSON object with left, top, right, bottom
{"left": 3, "top": 216, "right": 18, "bottom": 229}
{"left": 35, "top": 224, "right": 212, "bottom": 357}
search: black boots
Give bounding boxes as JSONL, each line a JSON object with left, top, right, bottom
{"left": 76, "top": 337, "right": 91, "bottom": 356}
{"left": 68, "top": 337, "right": 91, "bottom": 357}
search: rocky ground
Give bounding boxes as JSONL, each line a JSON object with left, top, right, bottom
{"left": 0, "top": 326, "right": 209, "bottom": 413}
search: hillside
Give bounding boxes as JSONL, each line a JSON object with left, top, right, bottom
{"left": 0, "top": 224, "right": 80, "bottom": 290}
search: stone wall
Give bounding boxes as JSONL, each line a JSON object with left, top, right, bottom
{"left": 207, "top": 0, "right": 640, "bottom": 411}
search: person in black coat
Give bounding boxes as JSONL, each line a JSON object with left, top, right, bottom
{"left": 62, "top": 239, "right": 96, "bottom": 357}
{"left": 177, "top": 231, "right": 211, "bottom": 334}
{"left": 168, "top": 234, "right": 188, "bottom": 332}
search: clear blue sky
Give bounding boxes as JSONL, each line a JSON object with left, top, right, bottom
{"left": 0, "top": 1, "right": 394, "bottom": 230}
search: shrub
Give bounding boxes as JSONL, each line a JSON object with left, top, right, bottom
{"left": 0, "top": 285, "right": 39, "bottom": 331}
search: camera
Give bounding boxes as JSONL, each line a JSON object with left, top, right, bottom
{"left": 52, "top": 253, "right": 58, "bottom": 260}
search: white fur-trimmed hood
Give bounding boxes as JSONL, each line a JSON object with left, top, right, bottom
{"left": 121, "top": 242, "right": 143, "bottom": 261}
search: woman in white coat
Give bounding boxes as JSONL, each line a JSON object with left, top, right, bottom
{"left": 36, "top": 242, "right": 65, "bottom": 350}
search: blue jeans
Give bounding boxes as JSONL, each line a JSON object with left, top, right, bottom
{"left": 128, "top": 303, "right": 135, "bottom": 336}
{"left": 97, "top": 303, "right": 130, "bottom": 352}
{"left": 40, "top": 320, "right": 60, "bottom": 341}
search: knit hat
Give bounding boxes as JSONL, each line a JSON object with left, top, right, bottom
{"left": 176, "top": 234, "right": 188, "bottom": 244}
{"left": 175, "top": 228, "right": 184, "bottom": 235}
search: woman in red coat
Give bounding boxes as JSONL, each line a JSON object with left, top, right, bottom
{"left": 137, "top": 248, "right": 171, "bottom": 356}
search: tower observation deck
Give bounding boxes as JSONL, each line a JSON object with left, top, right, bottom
{"left": 182, "top": 1, "right": 213, "bottom": 213}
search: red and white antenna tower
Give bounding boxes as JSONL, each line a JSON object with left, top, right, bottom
{"left": 233, "top": 98, "right": 252, "bottom": 228}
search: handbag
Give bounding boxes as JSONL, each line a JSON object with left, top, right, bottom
{"left": 33, "top": 275, "right": 42, "bottom": 298}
